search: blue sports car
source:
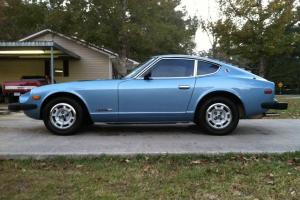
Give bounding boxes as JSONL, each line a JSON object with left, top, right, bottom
{"left": 9, "top": 55, "right": 287, "bottom": 135}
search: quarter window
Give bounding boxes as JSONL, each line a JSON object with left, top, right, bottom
{"left": 197, "top": 61, "right": 219, "bottom": 75}
{"left": 148, "top": 59, "right": 194, "bottom": 78}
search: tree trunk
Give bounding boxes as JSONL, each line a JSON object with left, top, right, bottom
{"left": 297, "top": 71, "right": 300, "bottom": 94}
{"left": 258, "top": 57, "right": 266, "bottom": 77}
{"left": 257, "top": 0, "right": 266, "bottom": 78}
{"left": 114, "top": 0, "right": 128, "bottom": 78}
{"left": 212, "top": 40, "right": 217, "bottom": 58}
{"left": 117, "top": 45, "right": 128, "bottom": 77}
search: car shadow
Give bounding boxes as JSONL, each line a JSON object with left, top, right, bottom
{"left": 80, "top": 123, "right": 205, "bottom": 136}
{"left": 79, "top": 123, "right": 274, "bottom": 136}
{"left": 5, "top": 121, "right": 273, "bottom": 137}
{"left": 234, "top": 125, "right": 273, "bottom": 135}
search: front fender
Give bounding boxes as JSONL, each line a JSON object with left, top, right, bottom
{"left": 22, "top": 89, "right": 90, "bottom": 120}
{"left": 41, "top": 90, "right": 90, "bottom": 112}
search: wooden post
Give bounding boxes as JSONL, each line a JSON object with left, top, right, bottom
{"left": 50, "top": 46, "right": 54, "bottom": 84}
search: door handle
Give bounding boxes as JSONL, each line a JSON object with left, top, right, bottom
{"left": 178, "top": 85, "right": 190, "bottom": 90}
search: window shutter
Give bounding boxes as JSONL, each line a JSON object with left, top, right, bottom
{"left": 44, "top": 60, "right": 50, "bottom": 76}
{"left": 63, "top": 60, "right": 69, "bottom": 77}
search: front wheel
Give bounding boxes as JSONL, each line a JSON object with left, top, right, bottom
{"left": 197, "top": 97, "right": 239, "bottom": 135}
{"left": 42, "top": 97, "right": 84, "bottom": 135}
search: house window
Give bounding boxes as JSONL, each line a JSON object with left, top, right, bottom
{"left": 55, "top": 60, "right": 69, "bottom": 77}
{"left": 45, "top": 60, "right": 69, "bottom": 77}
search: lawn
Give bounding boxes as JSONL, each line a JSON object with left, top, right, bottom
{"left": 264, "top": 95, "right": 300, "bottom": 119}
{"left": 1, "top": 153, "right": 299, "bottom": 200}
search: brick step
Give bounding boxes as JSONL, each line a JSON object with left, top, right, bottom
{"left": 0, "top": 110, "right": 10, "bottom": 115}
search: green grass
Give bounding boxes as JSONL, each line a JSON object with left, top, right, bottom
{"left": 1, "top": 153, "right": 299, "bottom": 200}
{"left": 266, "top": 95, "right": 300, "bottom": 119}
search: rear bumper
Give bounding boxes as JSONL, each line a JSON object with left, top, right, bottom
{"left": 8, "top": 103, "right": 37, "bottom": 112}
{"left": 261, "top": 102, "right": 288, "bottom": 110}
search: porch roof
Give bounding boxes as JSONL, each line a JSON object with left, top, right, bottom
{"left": 0, "top": 41, "right": 80, "bottom": 59}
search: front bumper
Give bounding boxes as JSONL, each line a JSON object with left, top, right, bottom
{"left": 261, "top": 102, "right": 288, "bottom": 110}
{"left": 8, "top": 103, "right": 37, "bottom": 112}
{"left": 3, "top": 90, "right": 30, "bottom": 96}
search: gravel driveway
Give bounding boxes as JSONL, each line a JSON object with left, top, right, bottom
{"left": 0, "top": 113, "right": 299, "bottom": 158}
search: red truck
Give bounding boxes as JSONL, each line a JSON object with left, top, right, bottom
{"left": 1, "top": 76, "right": 49, "bottom": 103}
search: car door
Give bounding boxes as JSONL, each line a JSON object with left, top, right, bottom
{"left": 118, "top": 58, "right": 196, "bottom": 122}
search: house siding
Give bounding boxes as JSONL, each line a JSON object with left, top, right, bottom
{"left": 0, "top": 31, "right": 113, "bottom": 86}
{"left": 31, "top": 33, "right": 111, "bottom": 82}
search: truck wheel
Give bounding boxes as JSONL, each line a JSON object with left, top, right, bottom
{"left": 4, "top": 96, "right": 15, "bottom": 104}
{"left": 42, "top": 97, "right": 84, "bottom": 135}
{"left": 197, "top": 97, "right": 239, "bottom": 135}
{"left": 0, "top": 94, "right": 4, "bottom": 103}
{"left": 0, "top": 87, "right": 3, "bottom": 103}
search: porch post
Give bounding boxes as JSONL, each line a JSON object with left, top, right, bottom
{"left": 50, "top": 46, "right": 54, "bottom": 84}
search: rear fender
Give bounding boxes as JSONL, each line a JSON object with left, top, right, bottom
{"left": 188, "top": 88, "right": 246, "bottom": 120}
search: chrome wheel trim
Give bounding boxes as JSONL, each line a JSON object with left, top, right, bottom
{"left": 206, "top": 103, "right": 232, "bottom": 129}
{"left": 49, "top": 103, "right": 76, "bottom": 130}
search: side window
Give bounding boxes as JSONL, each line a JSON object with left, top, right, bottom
{"left": 148, "top": 59, "right": 194, "bottom": 78}
{"left": 197, "top": 61, "right": 219, "bottom": 75}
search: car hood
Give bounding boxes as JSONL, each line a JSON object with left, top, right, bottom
{"left": 30, "top": 79, "right": 124, "bottom": 94}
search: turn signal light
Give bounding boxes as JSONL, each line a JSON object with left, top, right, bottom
{"left": 32, "top": 95, "right": 41, "bottom": 100}
{"left": 264, "top": 89, "right": 273, "bottom": 94}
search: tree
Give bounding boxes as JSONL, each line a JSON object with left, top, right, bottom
{"left": 83, "top": 0, "right": 198, "bottom": 76}
{"left": 201, "top": 0, "right": 299, "bottom": 77}
{"left": 0, "top": 0, "right": 5, "bottom": 23}
{"left": 0, "top": 0, "right": 48, "bottom": 41}
{"left": 267, "top": 24, "right": 300, "bottom": 93}
{"left": 0, "top": 0, "right": 198, "bottom": 77}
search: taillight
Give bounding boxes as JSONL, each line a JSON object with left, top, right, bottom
{"left": 264, "top": 89, "right": 273, "bottom": 94}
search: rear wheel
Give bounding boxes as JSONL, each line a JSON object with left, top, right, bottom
{"left": 196, "top": 97, "right": 239, "bottom": 135}
{"left": 42, "top": 97, "right": 84, "bottom": 135}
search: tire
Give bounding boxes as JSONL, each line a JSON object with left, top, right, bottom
{"left": 42, "top": 97, "right": 84, "bottom": 136}
{"left": 196, "top": 97, "right": 239, "bottom": 135}
{"left": 4, "top": 96, "right": 16, "bottom": 104}
{"left": 0, "top": 94, "right": 4, "bottom": 103}
{"left": 84, "top": 117, "right": 94, "bottom": 127}
{"left": 0, "top": 87, "right": 3, "bottom": 103}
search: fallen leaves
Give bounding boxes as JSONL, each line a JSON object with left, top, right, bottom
{"left": 142, "top": 164, "right": 159, "bottom": 176}
{"left": 232, "top": 189, "right": 242, "bottom": 196}
{"left": 264, "top": 173, "right": 275, "bottom": 185}
{"left": 190, "top": 160, "right": 209, "bottom": 165}
{"left": 289, "top": 188, "right": 297, "bottom": 197}
{"left": 203, "top": 193, "right": 219, "bottom": 200}
{"left": 76, "top": 164, "right": 84, "bottom": 168}
{"left": 287, "top": 158, "right": 300, "bottom": 171}
{"left": 142, "top": 164, "right": 151, "bottom": 173}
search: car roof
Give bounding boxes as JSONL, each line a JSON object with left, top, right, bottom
{"left": 154, "top": 54, "right": 226, "bottom": 65}
{"left": 152, "top": 54, "right": 260, "bottom": 79}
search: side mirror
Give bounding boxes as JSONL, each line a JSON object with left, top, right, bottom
{"left": 144, "top": 72, "right": 152, "bottom": 80}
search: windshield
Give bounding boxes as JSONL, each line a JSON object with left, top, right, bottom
{"left": 125, "top": 58, "right": 156, "bottom": 78}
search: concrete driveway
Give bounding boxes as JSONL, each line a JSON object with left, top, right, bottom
{"left": 0, "top": 113, "right": 299, "bottom": 158}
